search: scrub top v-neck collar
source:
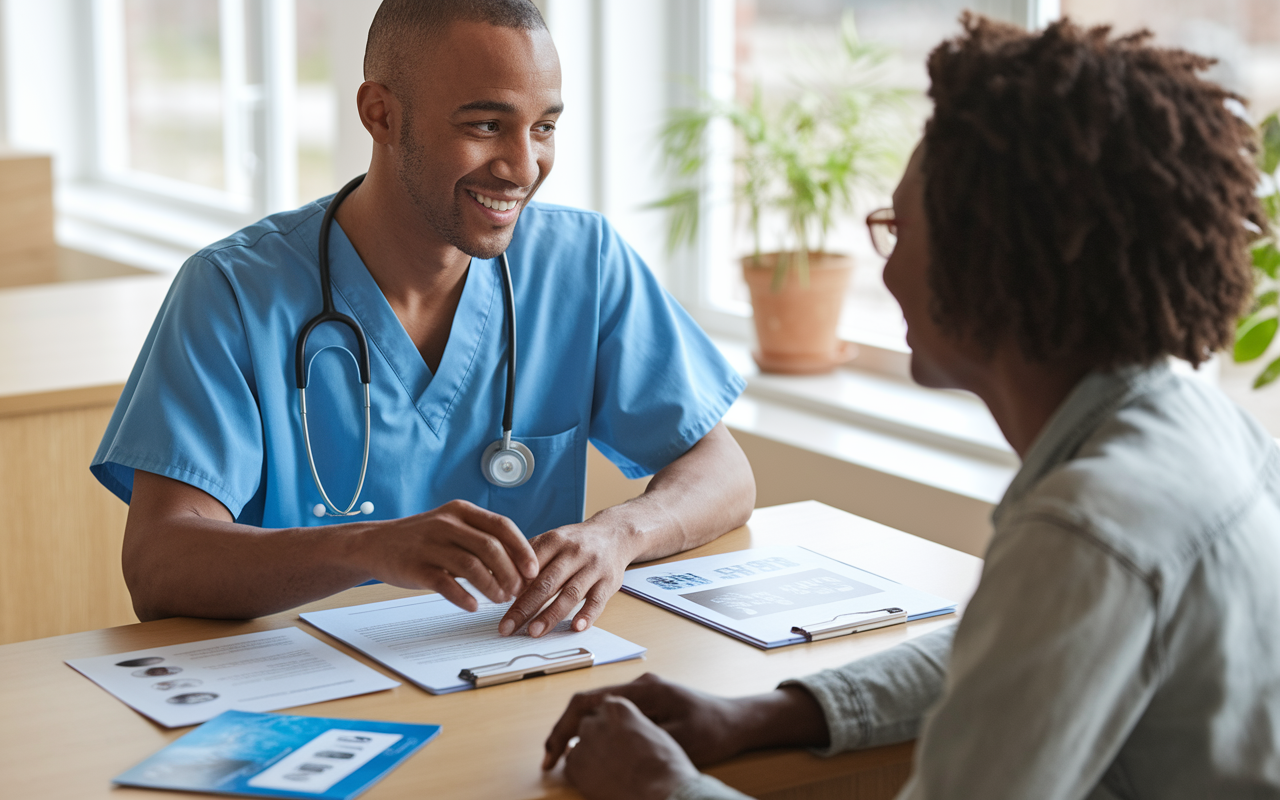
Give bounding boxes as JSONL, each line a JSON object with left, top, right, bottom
{"left": 315, "top": 215, "right": 501, "bottom": 437}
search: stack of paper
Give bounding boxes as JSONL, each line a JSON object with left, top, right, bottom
{"left": 621, "top": 545, "right": 956, "bottom": 649}
{"left": 302, "top": 593, "right": 645, "bottom": 694}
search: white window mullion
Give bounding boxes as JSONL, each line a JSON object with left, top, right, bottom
{"left": 1032, "top": 0, "right": 1062, "bottom": 28}
{"left": 219, "top": 0, "right": 251, "bottom": 202}
{"left": 92, "top": 0, "right": 127, "bottom": 179}
{"left": 260, "top": 0, "right": 297, "bottom": 214}
{"left": 973, "top": 0, "right": 1060, "bottom": 29}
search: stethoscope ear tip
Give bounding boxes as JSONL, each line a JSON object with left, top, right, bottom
{"left": 360, "top": 501, "right": 375, "bottom": 515}
{"left": 313, "top": 504, "right": 327, "bottom": 518}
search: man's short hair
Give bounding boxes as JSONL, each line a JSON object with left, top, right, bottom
{"left": 364, "top": 0, "right": 547, "bottom": 99}
{"left": 922, "top": 13, "right": 1264, "bottom": 368}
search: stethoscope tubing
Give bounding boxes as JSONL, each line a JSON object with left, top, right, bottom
{"left": 297, "top": 172, "right": 525, "bottom": 516}
{"left": 300, "top": 382, "right": 372, "bottom": 517}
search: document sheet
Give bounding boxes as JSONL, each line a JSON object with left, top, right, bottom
{"left": 621, "top": 545, "right": 956, "bottom": 649}
{"left": 301, "top": 594, "right": 645, "bottom": 694}
{"left": 115, "top": 709, "right": 440, "bottom": 799}
{"left": 66, "top": 627, "right": 400, "bottom": 727}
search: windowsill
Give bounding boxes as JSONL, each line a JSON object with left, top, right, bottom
{"left": 713, "top": 337, "right": 1018, "bottom": 507}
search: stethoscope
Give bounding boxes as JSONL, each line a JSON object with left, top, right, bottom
{"left": 295, "top": 173, "right": 535, "bottom": 518}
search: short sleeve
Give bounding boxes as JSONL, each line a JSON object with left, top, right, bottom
{"left": 588, "top": 223, "right": 745, "bottom": 478}
{"left": 91, "top": 255, "right": 265, "bottom": 518}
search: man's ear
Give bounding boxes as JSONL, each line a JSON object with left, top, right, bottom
{"left": 356, "top": 81, "right": 397, "bottom": 146}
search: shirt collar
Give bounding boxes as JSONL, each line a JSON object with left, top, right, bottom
{"left": 992, "top": 360, "right": 1176, "bottom": 525}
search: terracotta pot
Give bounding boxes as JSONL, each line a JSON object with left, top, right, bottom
{"left": 742, "top": 252, "right": 855, "bottom": 374}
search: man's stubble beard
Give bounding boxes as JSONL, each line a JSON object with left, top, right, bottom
{"left": 396, "top": 104, "right": 511, "bottom": 261}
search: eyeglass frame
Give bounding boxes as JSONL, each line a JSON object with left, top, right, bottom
{"left": 865, "top": 207, "right": 897, "bottom": 258}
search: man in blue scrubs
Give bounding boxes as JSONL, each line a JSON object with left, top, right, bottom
{"left": 91, "top": 0, "right": 755, "bottom": 638}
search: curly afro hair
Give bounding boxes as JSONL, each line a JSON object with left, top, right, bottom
{"left": 922, "top": 13, "right": 1264, "bottom": 368}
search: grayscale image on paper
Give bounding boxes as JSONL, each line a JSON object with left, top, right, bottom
{"left": 680, "top": 568, "right": 882, "bottom": 620}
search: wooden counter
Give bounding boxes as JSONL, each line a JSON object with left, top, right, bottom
{"left": 0, "top": 274, "right": 173, "bottom": 643}
{"left": 0, "top": 501, "right": 983, "bottom": 800}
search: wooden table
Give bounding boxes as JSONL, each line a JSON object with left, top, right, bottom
{"left": 0, "top": 501, "right": 982, "bottom": 800}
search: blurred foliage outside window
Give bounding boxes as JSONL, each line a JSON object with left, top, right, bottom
{"left": 124, "top": 0, "right": 225, "bottom": 191}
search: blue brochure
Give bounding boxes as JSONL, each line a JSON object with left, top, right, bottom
{"left": 114, "top": 710, "right": 441, "bottom": 799}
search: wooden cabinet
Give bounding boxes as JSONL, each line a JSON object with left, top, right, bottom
{"left": 0, "top": 149, "right": 57, "bottom": 288}
{"left": 0, "top": 276, "right": 172, "bottom": 644}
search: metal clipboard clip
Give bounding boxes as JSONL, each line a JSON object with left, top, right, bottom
{"left": 458, "top": 647, "right": 594, "bottom": 688}
{"left": 791, "top": 607, "right": 907, "bottom": 642}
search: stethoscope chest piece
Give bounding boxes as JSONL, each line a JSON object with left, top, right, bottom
{"left": 482, "top": 436, "right": 535, "bottom": 488}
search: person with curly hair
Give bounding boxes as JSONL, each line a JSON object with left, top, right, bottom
{"left": 542, "top": 14, "right": 1280, "bottom": 800}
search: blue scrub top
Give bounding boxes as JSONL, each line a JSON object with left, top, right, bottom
{"left": 91, "top": 200, "right": 745, "bottom": 537}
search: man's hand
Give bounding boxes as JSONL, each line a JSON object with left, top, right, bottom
{"left": 496, "top": 422, "right": 754, "bottom": 638}
{"left": 544, "top": 673, "right": 752, "bottom": 770}
{"left": 348, "top": 501, "right": 537, "bottom": 609}
{"left": 561, "top": 696, "right": 701, "bottom": 800}
{"left": 497, "top": 519, "right": 630, "bottom": 637}
{"left": 354, "top": 499, "right": 539, "bottom": 611}
{"left": 544, "top": 673, "right": 832, "bottom": 772}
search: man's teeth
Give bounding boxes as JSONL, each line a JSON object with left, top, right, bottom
{"left": 469, "top": 191, "right": 519, "bottom": 211}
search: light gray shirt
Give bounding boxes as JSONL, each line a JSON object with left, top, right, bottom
{"left": 674, "top": 364, "right": 1280, "bottom": 800}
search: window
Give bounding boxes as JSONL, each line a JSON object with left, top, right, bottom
{"left": 680, "top": 0, "right": 1053, "bottom": 353}
{"left": 2, "top": 0, "right": 352, "bottom": 269}
{"left": 91, "top": 0, "right": 300, "bottom": 219}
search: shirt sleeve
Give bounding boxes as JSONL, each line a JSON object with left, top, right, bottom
{"left": 588, "top": 221, "right": 746, "bottom": 478}
{"left": 783, "top": 626, "right": 955, "bottom": 755}
{"left": 90, "top": 254, "right": 265, "bottom": 518}
{"left": 899, "top": 512, "right": 1159, "bottom": 800}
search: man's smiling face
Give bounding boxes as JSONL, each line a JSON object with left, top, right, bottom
{"left": 394, "top": 20, "right": 562, "bottom": 260}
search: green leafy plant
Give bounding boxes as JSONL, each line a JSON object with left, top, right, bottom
{"left": 1234, "top": 112, "right": 1280, "bottom": 387}
{"left": 651, "top": 15, "right": 907, "bottom": 289}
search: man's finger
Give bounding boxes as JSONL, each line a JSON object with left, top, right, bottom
{"left": 570, "top": 581, "right": 612, "bottom": 632}
{"left": 499, "top": 558, "right": 572, "bottom": 636}
{"left": 446, "top": 523, "right": 526, "bottom": 597}
{"left": 527, "top": 578, "right": 589, "bottom": 637}
{"left": 430, "top": 547, "right": 511, "bottom": 604}
{"left": 543, "top": 690, "right": 606, "bottom": 769}
{"left": 456, "top": 502, "right": 538, "bottom": 580}
{"left": 419, "top": 568, "right": 479, "bottom": 612}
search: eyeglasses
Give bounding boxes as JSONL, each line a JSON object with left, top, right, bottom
{"left": 866, "top": 208, "right": 897, "bottom": 258}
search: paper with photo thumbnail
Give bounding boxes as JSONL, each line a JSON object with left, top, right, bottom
{"left": 621, "top": 545, "right": 956, "bottom": 649}
{"left": 66, "top": 627, "right": 399, "bottom": 727}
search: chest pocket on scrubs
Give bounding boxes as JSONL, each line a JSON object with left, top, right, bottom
{"left": 487, "top": 425, "right": 583, "bottom": 538}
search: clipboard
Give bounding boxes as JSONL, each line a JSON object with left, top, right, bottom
{"left": 791, "top": 607, "right": 907, "bottom": 642}
{"left": 458, "top": 647, "right": 594, "bottom": 688}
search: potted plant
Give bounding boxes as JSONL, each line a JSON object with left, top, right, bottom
{"left": 1233, "top": 112, "right": 1280, "bottom": 385}
{"left": 652, "top": 16, "right": 906, "bottom": 374}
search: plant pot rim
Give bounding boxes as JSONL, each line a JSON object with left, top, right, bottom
{"left": 741, "top": 251, "right": 853, "bottom": 269}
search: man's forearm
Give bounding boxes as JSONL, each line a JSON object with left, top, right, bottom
{"left": 123, "top": 471, "right": 538, "bottom": 622}
{"left": 123, "top": 511, "right": 372, "bottom": 621}
{"left": 596, "top": 422, "right": 755, "bottom": 565}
